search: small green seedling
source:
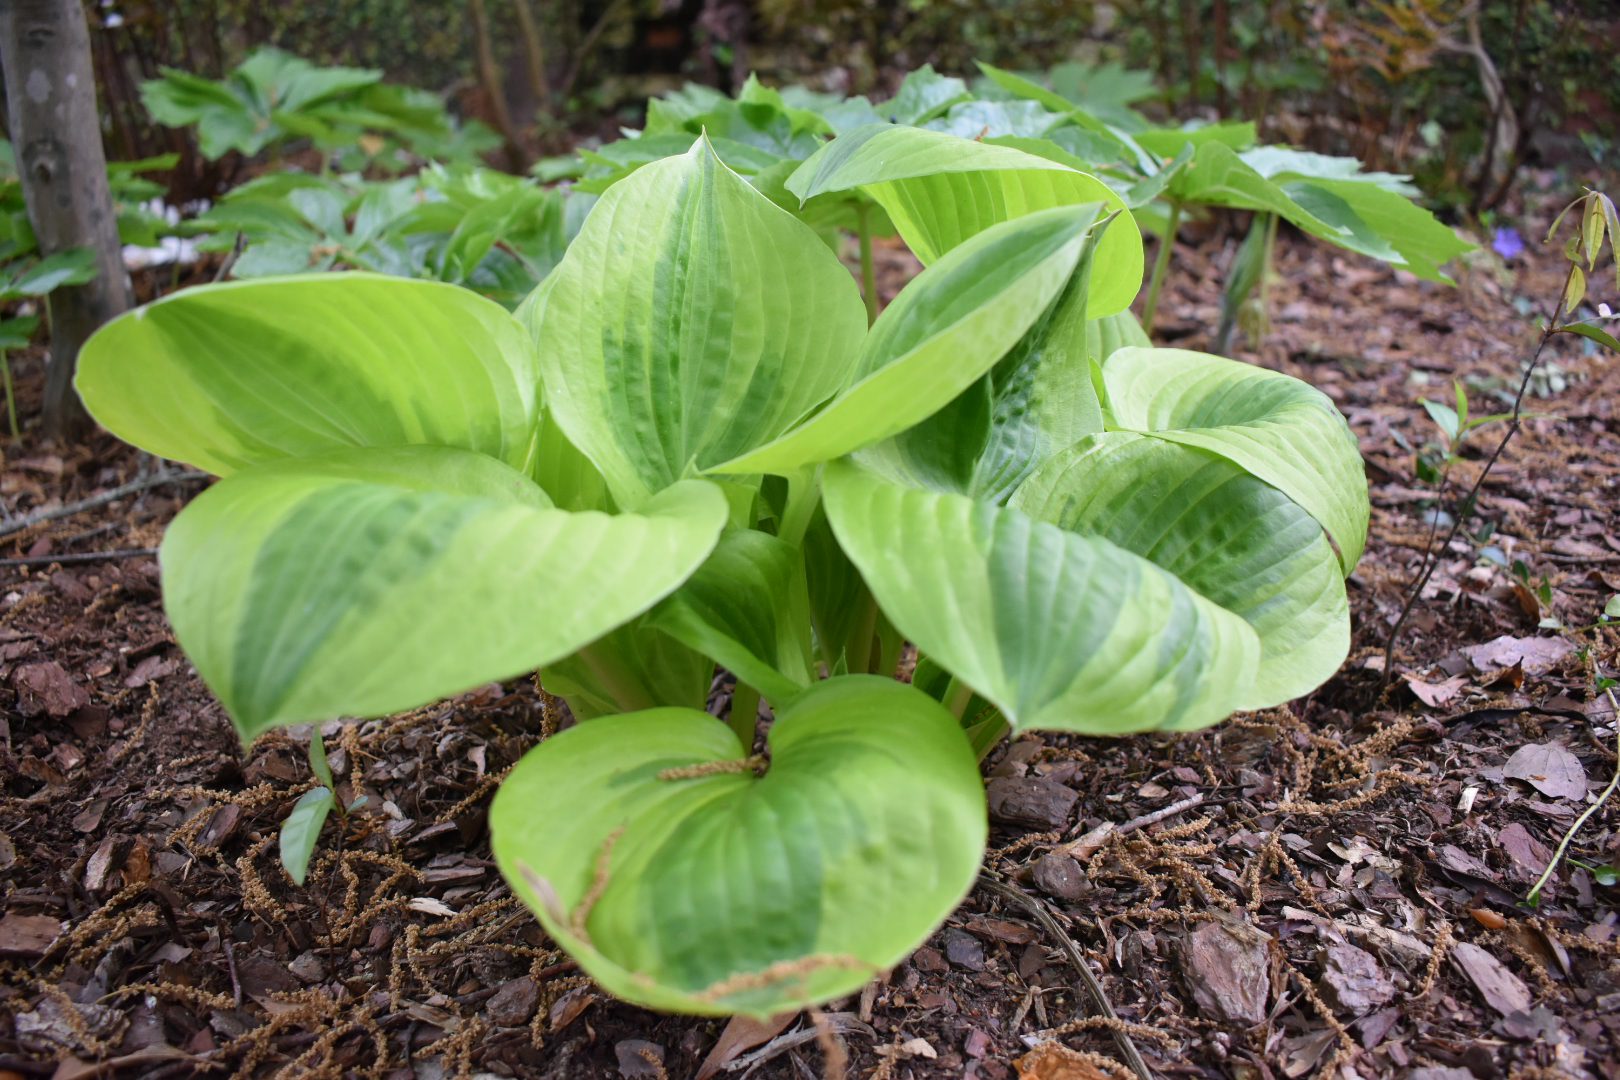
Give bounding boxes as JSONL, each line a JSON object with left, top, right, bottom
{"left": 278, "top": 728, "right": 366, "bottom": 885}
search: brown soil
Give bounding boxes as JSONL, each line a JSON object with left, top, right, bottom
{"left": 1, "top": 175, "right": 1617, "bottom": 1080}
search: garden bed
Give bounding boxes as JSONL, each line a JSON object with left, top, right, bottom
{"left": 1, "top": 177, "right": 1616, "bottom": 1079}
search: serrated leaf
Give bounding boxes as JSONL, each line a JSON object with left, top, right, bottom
{"left": 785, "top": 124, "right": 1143, "bottom": 315}
{"left": 1011, "top": 432, "right": 1350, "bottom": 708}
{"left": 76, "top": 274, "right": 540, "bottom": 476}
{"left": 531, "top": 138, "right": 867, "bottom": 507}
{"left": 491, "top": 675, "right": 986, "bottom": 1018}
{"left": 280, "top": 787, "right": 334, "bottom": 886}
{"left": 712, "top": 205, "right": 1099, "bottom": 476}
{"left": 823, "top": 461, "right": 1261, "bottom": 734}
{"left": 1098, "top": 347, "right": 1369, "bottom": 572}
{"left": 160, "top": 445, "right": 726, "bottom": 741}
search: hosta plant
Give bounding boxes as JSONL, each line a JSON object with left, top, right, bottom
{"left": 77, "top": 135, "right": 1369, "bottom": 1019}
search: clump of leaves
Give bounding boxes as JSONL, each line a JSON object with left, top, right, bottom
{"left": 579, "top": 62, "right": 1474, "bottom": 343}
{"left": 141, "top": 47, "right": 495, "bottom": 167}
{"left": 78, "top": 133, "right": 1369, "bottom": 1018}
{"left": 187, "top": 165, "right": 582, "bottom": 307}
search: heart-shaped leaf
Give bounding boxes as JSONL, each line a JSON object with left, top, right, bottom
{"left": 531, "top": 137, "right": 868, "bottom": 507}
{"left": 76, "top": 274, "right": 540, "bottom": 476}
{"left": 713, "top": 205, "right": 1100, "bottom": 476}
{"left": 491, "top": 675, "right": 986, "bottom": 1018}
{"left": 161, "top": 445, "right": 726, "bottom": 741}
{"left": 824, "top": 461, "right": 1260, "bottom": 734}
{"left": 1012, "top": 432, "right": 1349, "bottom": 708}
{"left": 1098, "top": 347, "right": 1369, "bottom": 572}
{"left": 785, "top": 124, "right": 1143, "bottom": 315}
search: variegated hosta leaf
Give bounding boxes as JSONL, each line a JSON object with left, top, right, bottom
{"left": 785, "top": 124, "right": 1143, "bottom": 316}
{"left": 530, "top": 137, "right": 868, "bottom": 507}
{"left": 161, "top": 445, "right": 727, "bottom": 741}
{"left": 1098, "top": 347, "right": 1369, "bottom": 572}
{"left": 1011, "top": 433, "right": 1349, "bottom": 709}
{"left": 714, "top": 205, "right": 1100, "bottom": 476}
{"left": 76, "top": 274, "right": 540, "bottom": 476}
{"left": 823, "top": 460, "right": 1261, "bottom": 734}
{"left": 647, "top": 528, "right": 814, "bottom": 705}
{"left": 850, "top": 243, "right": 1102, "bottom": 502}
{"left": 491, "top": 676, "right": 986, "bottom": 1018}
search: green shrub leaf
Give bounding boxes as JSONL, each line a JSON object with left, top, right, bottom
{"left": 531, "top": 137, "right": 868, "bottom": 507}
{"left": 784, "top": 124, "right": 1143, "bottom": 315}
{"left": 279, "top": 787, "right": 334, "bottom": 886}
{"left": 1012, "top": 432, "right": 1349, "bottom": 708}
{"left": 824, "top": 460, "right": 1260, "bottom": 734}
{"left": 76, "top": 274, "right": 540, "bottom": 476}
{"left": 160, "top": 445, "right": 726, "bottom": 741}
{"left": 491, "top": 675, "right": 986, "bottom": 1018}
{"left": 1098, "top": 347, "right": 1370, "bottom": 572}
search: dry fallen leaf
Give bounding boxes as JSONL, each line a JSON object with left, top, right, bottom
{"left": 1464, "top": 635, "right": 1574, "bottom": 676}
{"left": 1502, "top": 742, "right": 1588, "bottom": 799}
{"left": 695, "top": 1011, "right": 796, "bottom": 1080}
{"left": 1405, "top": 673, "right": 1468, "bottom": 707}
{"left": 1017, "top": 1043, "right": 1120, "bottom": 1080}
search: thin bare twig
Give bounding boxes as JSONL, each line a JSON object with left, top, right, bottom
{"left": 1381, "top": 260, "right": 1577, "bottom": 684}
{"left": 0, "top": 470, "right": 207, "bottom": 540}
{"left": 977, "top": 873, "right": 1154, "bottom": 1080}
{"left": 0, "top": 547, "right": 157, "bottom": 568}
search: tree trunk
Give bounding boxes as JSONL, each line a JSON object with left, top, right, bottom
{"left": 0, "top": 0, "right": 132, "bottom": 442}
{"left": 467, "top": 0, "right": 527, "bottom": 173}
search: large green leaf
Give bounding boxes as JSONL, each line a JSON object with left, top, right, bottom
{"left": 1279, "top": 178, "right": 1473, "bottom": 281}
{"left": 713, "top": 205, "right": 1099, "bottom": 476}
{"left": 1012, "top": 433, "right": 1349, "bottom": 708}
{"left": 490, "top": 675, "right": 986, "bottom": 1018}
{"left": 851, "top": 241, "right": 1103, "bottom": 502}
{"left": 647, "top": 528, "right": 814, "bottom": 704}
{"left": 531, "top": 137, "right": 867, "bottom": 507}
{"left": 76, "top": 274, "right": 539, "bottom": 476}
{"left": 784, "top": 124, "right": 1143, "bottom": 315}
{"left": 1098, "top": 347, "right": 1369, "bottom": 572}
{"left": 161, "top": 445, "right": 726, "bottom": 741}
{"left": 823, "top": 461, "right": 1260, "bottom": 734}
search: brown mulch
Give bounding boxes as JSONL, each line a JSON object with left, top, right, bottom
{"left": 1, "top": 174, "right": 1617, "bottom": 1080}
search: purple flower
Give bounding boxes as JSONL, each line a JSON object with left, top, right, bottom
{"left": 1492, "top": 226, "right": 1524, "bottom": 260}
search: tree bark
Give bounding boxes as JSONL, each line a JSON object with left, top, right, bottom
{"left": 0, "top": 0, "right": 131, "bottom": 442}
{"left": 467, "top": 0, "right": 526, "bottom": 173}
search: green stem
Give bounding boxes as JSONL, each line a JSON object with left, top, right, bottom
{"left": 728, "top": 682, "right": 760, "bottom": 751}
{"left": 576, "top": 643, "right": 658, "bottom": 713}
{"left": 856, "top": 201, "right": 877, "bottom": 326}
{"left": 873, "top": 614, "right": 903, "bottom": 681}
{"left": 1527, "top": 687, "right": 1619, "bottom": 906}
{"left": 1, "top": 348, "right": 16, "bottom": 439}
{"left": 777, "top": 466, "right": 823, "bottom": 550}
{"left": 1140, "top": 198, "right": 1183, "bottom": 336}
{"left": 845, "top": 591, "right": 879, "bottom": 675}
{"left": 1257, "top": 211, "right": 1279, "bottom": 326}
{"left": 942, "top": 677, "right": 974, "bottom": 720}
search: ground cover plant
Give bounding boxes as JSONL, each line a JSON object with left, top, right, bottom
{"left": 5, "top": 30, "right": 1619, "bottom": 1078}
{"left": 75, "top": 123, "right": 1372, "bottom": 1020}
